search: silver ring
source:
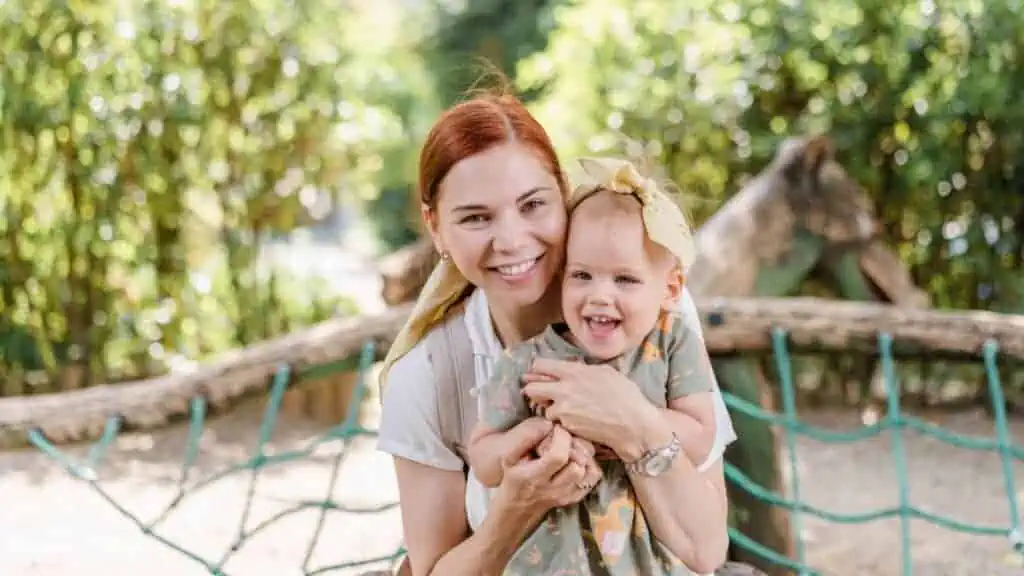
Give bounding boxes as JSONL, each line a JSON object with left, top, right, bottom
{"left": 576, "top": 481, "right": 592, "bottom": 491}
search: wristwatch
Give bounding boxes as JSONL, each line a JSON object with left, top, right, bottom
{"left": 624, "top": 433, "right": 682, "bottom": 477}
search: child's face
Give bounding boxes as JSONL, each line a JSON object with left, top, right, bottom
{"left": 561, "top": 202, "right": 681, "bottom": 361}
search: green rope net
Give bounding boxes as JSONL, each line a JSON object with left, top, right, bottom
{"left": 27, "top": 331, "right": 1024, "bottom": 576}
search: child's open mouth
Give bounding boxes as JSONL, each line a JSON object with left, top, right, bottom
{"left": 584, "top": 314, "right": 620, "bottom": 338}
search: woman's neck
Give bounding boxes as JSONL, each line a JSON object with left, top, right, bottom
{"left": 487, "top": 284, "right": 562, "bottom": 348}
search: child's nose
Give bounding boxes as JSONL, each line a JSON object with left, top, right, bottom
{"left": 588, "top": 286, "right": 614, "bottom": 305}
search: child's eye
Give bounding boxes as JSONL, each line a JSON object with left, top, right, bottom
{"left": 615, "top": 275, "right": 640, "bottom": 284}
{"left": 570, "top": 270, "right": 590, "bottom": 280}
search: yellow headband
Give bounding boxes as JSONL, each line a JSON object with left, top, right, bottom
{"left": 378, "top": 156, "right": 694, "bottom": 392}
{"left": 568, "top": 157, "right": 696, "bottom": 268}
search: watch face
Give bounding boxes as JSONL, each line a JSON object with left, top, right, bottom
{"left": 644, "top": 454, "right": 670, "bottom": 476}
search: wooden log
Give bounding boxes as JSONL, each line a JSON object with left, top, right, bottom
{"left": 0, "top": 300, "right": 1017, "bottom": 449}
{"left": 0, "top": 305, "right": 412, "bottom": 449}
{"left": 858, "top": 240, "right": 931, "bottom": 308}
{"left": 378, "top": 239, "right": 438, "bottom": 306}
{"left": 0, "top": 299, "right": 1005, "bottom": 434}
{"left": 698, "top": 296, "right": 1024, "bottom": 360}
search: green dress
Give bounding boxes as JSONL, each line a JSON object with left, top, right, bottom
{"left": 478, "top": 310, "right": 716, "bottom": 575}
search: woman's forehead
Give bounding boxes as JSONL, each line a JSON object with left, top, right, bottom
{"left": 438, "top": 143, "right": 559, "bottom": 209}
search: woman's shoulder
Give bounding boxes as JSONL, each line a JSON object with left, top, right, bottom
{"left": 377, "top": 317, "right": 469, "bottom": 472}
{"left": 382, "top": 307, "right": 471, "bottom": 395}
{"left": 383, "top": 337, "right": 436, "bottom": 394}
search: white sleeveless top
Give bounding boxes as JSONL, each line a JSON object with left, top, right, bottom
{"left": 377, "top": 287, "right": 737, "bottom": 531}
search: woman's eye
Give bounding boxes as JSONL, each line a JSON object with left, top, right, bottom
{"left": 460, "top": 214, "right": 489, "bottom": 225}
{"left": 522, "top": 199, "right": 545, "bottom": 213}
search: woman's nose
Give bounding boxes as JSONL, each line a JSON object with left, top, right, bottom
{"left": 491, "top": 214, "right": 529, "bottom": 254}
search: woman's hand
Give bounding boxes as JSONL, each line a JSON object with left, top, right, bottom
{"left": 395, "top": 416, "right": 602, "bottom": 576}
{"left": 535, "top": 423, "right": 597, "bottom": 468}
{"left": 489, "top": 417, "right": 603, "bottom": 518}
{"left": 522, "top": 358, "right": 661, "bottom": 459}
{"left": 535, "top": 424, "right": 601, "bottom": 492}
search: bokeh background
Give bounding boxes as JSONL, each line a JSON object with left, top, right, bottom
{"left": 2, "top": 0, "right": 1024, "bottom": 574}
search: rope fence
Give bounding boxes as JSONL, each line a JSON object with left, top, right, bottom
{"left": 13, "top": 298, "right": 1024, "bottom": 575}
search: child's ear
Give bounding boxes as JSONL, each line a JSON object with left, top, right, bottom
{"left": 662, "top": 266, "right": 684, "bottom": 310}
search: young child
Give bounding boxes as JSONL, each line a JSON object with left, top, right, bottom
{"left": 467, "top": 157, "right": 718, "bottom": 575}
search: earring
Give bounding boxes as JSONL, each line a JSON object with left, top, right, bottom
{"left": 440, "top": 251, "right": 450, "bottom": 261}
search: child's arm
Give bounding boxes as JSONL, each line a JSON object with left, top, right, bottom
{"left": 467, "top": 352, "right": 533, "bottom": 488}
{"left": 664, "top": 316, "right": 718, "bottom": 467}
{"left": 467, "top": 425, "right": 511, "bottom": 487}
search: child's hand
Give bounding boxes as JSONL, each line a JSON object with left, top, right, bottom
{"left": 537, "top": 424, "right": 596, "bottom": 469}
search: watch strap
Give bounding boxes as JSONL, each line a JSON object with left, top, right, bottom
{"left": 624, "top": 432, "right": 682, "bottom": 476}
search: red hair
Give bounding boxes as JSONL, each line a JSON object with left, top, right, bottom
{"left": 418, "top": 91, "right": 567, "bottom": 210}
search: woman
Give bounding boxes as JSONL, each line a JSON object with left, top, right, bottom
{"left": 377, "top": 88, "right": 736, "bottom": 575}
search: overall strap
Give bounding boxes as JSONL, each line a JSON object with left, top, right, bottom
{"left": 425, "top": 314, "right": 477, "bottom": 463}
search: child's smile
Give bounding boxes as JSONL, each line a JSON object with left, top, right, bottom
{"left": 560, "top": 191, "right": 679, "bottom": 361}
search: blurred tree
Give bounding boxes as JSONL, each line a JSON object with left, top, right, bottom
{"left": 361, "top": 0, "right": 568, "bottom": 254}
{"left": 518, "top": 0, "right": 1024, "bottom": 313}
{"left": 0, "top": 0, "right": 424, "bottom": 392}
{"left": 424, "top": 0, "right": 564, "bottom": 106}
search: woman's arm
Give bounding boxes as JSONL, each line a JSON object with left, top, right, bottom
{"left": 521, "top": 361, "right": 731, "bottom": 572}
{"left": 394, "top": 458, "right": 541, "bottom": 576}
{"left": 613, "top": 287, "right": 732, "bottom": 570}
{"left": 614, "top": 404, "right": 730, "bottom": 573}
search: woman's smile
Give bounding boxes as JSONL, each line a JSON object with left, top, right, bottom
{"left": 490, "top": 254, "right": 544, "bottom": 282}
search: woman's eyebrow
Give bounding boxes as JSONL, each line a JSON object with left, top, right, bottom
{"left": 450, "top": 187, "right": 549, "bottom": 214}
{"left": 515, "top": 187, "right": 548, "bottom": 203}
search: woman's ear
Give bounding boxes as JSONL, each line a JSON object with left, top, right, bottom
{"left": 421, "top": 203, "right": 445, "bottom": 255}
{"left": 661, "top": 266, "right": 685, "bottom": 310}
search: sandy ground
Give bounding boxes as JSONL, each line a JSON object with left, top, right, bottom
{"left": 3, "top": 394, "right": 1024, "bottom": 576}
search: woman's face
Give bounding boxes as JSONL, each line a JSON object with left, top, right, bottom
{"left": 427, "top": 142, "right": 567, "bottom": 310}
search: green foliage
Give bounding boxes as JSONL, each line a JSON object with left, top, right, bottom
{"left": 423, "top": 0, "right": 564, "bottom": 106}
{"left": 0, "top": 0, "right": 424, "bottom": 390}
{"left": 519, "top": 0, "right": 1024, "bottom": 312}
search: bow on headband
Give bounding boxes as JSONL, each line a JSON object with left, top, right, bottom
{"left": 568, "top": 157, "right": 696, "bottom": 268}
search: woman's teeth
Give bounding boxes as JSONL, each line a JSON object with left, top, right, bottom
{"left": 496, "top": 258, "right": 539, "bottom": 276}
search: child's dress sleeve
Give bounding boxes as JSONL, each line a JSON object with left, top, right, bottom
{"left": 477, "top": 348, "right": 533, "bottom": 432}
{"left": 665, "top": 313, "right": 716, "bottom": 401}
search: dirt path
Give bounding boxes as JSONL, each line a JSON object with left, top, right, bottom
{"left": 2, "top": 399, "right": 1022, "bottom": 575}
